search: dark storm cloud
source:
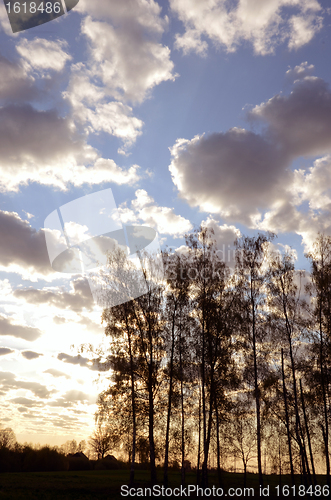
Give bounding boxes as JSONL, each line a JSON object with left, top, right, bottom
{"left": 0, "top": 315, "right": 42, "bottom": 341}
{"left": 14, "top": 278, "right": 94, "bottom": 312}
{"left": 21, "top": 351, "right": 43, "bottom": 360}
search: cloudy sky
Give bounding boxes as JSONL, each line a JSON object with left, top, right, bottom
{"left": 1, "top": 0, "right": 331, "bottom": 446}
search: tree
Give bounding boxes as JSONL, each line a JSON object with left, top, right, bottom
{"left": 268, "top": 250, "right": 310, "bottom": 484}
{"left": 89, "top": 425, "right": 115, "bottom": 459}
{"left": 98, "top": 246, "right": 165, "bottom": 484}
{"left": 162, "top": 250, "right": 192, "bottom": 487}
{"left": 306, "top": 234, "right": 331, "bottom": 485}
{"left": 0, "top": 427, "right": 16, "bottom": 449}
{"left": 235, "top": 232, "right": 274, "bottom": 486}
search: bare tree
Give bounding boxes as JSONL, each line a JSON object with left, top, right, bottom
{"left": 0, "top": 427, "right": 16, "bottom": 449}
{"left": 89, "top": 425, "right": 115, "bottom": 460}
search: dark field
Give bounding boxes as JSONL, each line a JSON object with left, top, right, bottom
{"left": 0, "top": 470, "right": 329, "bottom": 499}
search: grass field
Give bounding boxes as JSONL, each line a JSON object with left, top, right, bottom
{"left": 0, "top": 469, "right": 328, "bottom": 499}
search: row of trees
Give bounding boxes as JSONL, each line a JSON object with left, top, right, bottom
{"left": 0, "top": 427, "right": 119, "bottom": 471}
{"left": 86, "top": 229, "right": 331, "bottom": 488}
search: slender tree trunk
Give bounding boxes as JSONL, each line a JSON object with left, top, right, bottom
{"left": 201, "top": 323, "right": 207, "bottom": 487}
{"left": 251, "top": 288, "right": 263, "bottom": 487}
{"left": 179, "top": 324, "right": 186, "bottom": 486}
{"left": 300, "top": 379, "right": 316, "bottom": 485}
{"left": 148, "top": 367, "right": 157, "bottom": 484}
{"left": 286, "top": 324, "right": 308, "bottom": 484}
{"left": 127, "top": 324, "right": 136, "bottom": 487}
{"left": 215, "top": 397, "right": 223, "bottom": 487}
{"left": 197, "top": 387, "right": 201, "bottom": 486}
{"left": 164, "top": 303, "right": 177, "bottom": 487}
{"left": 202, "top": 367, "right": 215, "bottom": 487}
{"left": 202, "top": 389, "right": 213, "bottom": 487}
{"left": 281, "top": 348, "right": 295, "bottom": 486}
{"left": 281, "top": 295, "right": 308, "bottom": 485}
{"left": 319, "top": 316, "right": 330, "bottom": 484}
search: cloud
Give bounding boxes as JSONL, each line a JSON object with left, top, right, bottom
{"left": 171, "top": 0, "right": 323, "bottom": 56}
{"left": 64, "top": 69, "right": 144, "bottom": 150}
{"left": 248, "top": 76, "right": 331, "bottom": 158}
{"left": 14, "top": 278, "right": 94, "bottom": 313}
{"left": 21, "top": 351, "right": 43, "bottom": 360}
{"left": 0, "top": 211, "right": 53, "bottom": 278}
{"left": 80, "top": 15, "right": 175, "bottom": 104}
{"left": 169, "top": 70, "right": 331, "bottom": 230}
{"left": 47, "top": 389, "right": 94, "bottom": 408}
{"left": 0, "top": 103, "right": 140, "bottom": 191}
{"left": 0, "top": 348, "right": 14, "bottom": 356}
{"left": 286, "top": 61, "right": 315, "bottom": 82}
{"left": 57, "top": 352, "right": 109, "bottom": 372}
{"left": 0, "top": 315, "right": 42, "bottom": 341}
{"left": 0, "top": 54, "right": 36, "bottom": 101}
{"left": 16, "top": 38, "right": 72, "bottom": 72}
{"left": 0, "top": 371, "right": 52, "bottom": 398}
{"left": 201, "top": 217, "right": 241, "bottom": 248}
{"left": 0, "top": 104, "right": 97, "bottom": 192}
{"left": 65, "top": 0, "right": 176, "bottom": 152}
{"left": 43, "top": 369, "right": 71, "bottom": 380}
{"left": 119, "top": 189, "right": 193, "bottom": 237}
{"left": 10, "top": 397, "right": 43, "bottom": 407}
{"left": 169, "top": 130, "right": 289, "bottom": 225}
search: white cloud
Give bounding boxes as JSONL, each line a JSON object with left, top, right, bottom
{"left": 64, "top": 0, "right": 176, "bottom": 152}
{"left": 16, "top": 38, "right": 72, "bottom": 72}
{"left": 288, "top": 14, "right": 322, "bottom": 50}
{"left": 286, "top": 61, "right": 315, "bottom": 81}
{"left": 0, "top": 103, "right": 142, "bottom": 191}
{"left": 81, "top": 16, "right": 175, "bottom": 104}
{"left": 174, "top": 29, "right": 208, "bottom": 56}
{"left": 119, "top": 189, "right": 193, "bottom": 237}
{"left": 170, "top": 0, "right": 323, "bottom": 56}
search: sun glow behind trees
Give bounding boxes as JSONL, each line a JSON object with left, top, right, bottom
{"left": 82, "top": 227, "right": 331, "bottom": 488}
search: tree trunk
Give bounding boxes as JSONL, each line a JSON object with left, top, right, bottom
{"left": 281, "top": 348, "right": 295, "bottom": 486}
{"left": 148, "top": 369, "right": 157, "bottom": 484}
{"left": 215, "top": 397, "right": 223, "bottom": 488}
{"left": 127, "top": 324, "right": 136, "bottom": 487}
{"left": 180, "top": 328, "right": 185, "bottom": 486}
{"left": 164, "top": 303, "right": 177, "bottom": 487}
{"left": 197, "top": 387, "right": 201, "bottom": 486}
{"left": 300, "top": 379, "right": 316, "bottom": 485}
{"left": 251, "top": 287, "right": 263, "bottom": 487}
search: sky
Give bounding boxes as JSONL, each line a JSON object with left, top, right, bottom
{"left": 1, "top": 0, "right": 331, "bottom": 446}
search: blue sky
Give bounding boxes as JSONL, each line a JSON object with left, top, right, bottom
{"left": 1, "top": 0, "right": 331, "bottom": 446}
